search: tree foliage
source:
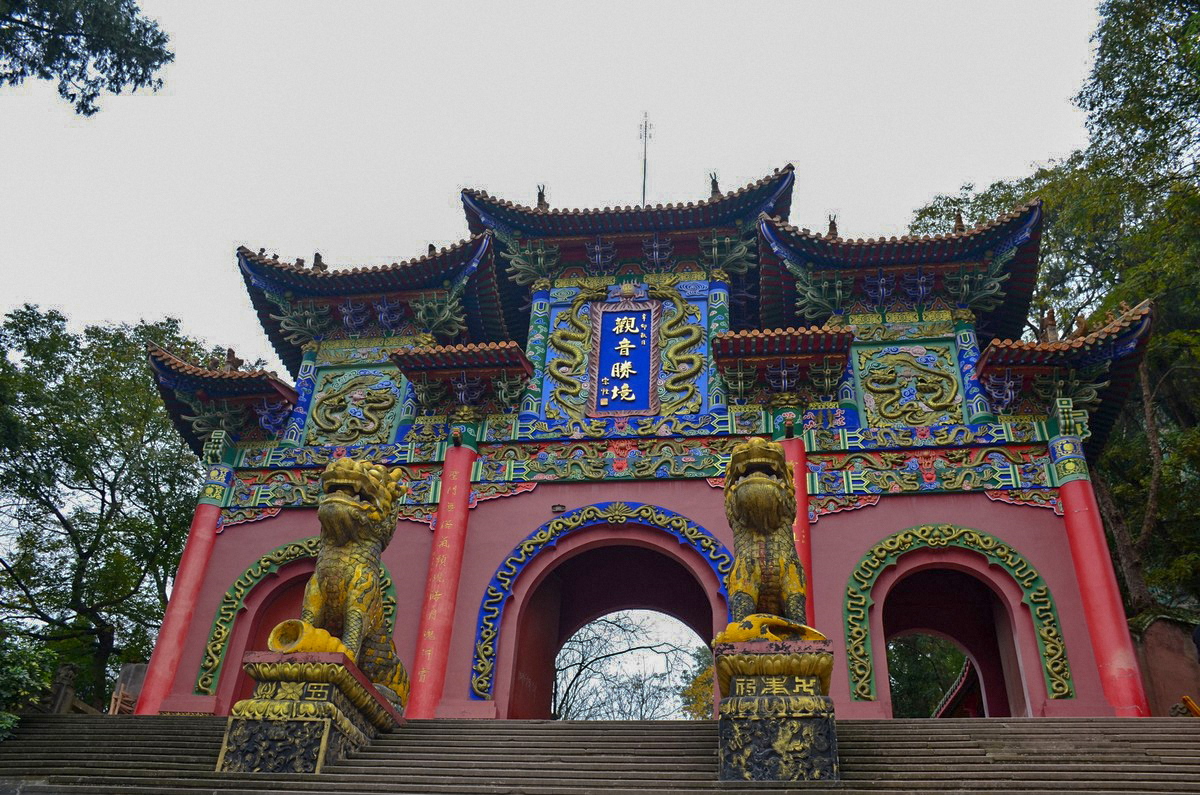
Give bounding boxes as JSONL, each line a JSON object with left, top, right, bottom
{"left": 1078, "top": 0, "right": 1200, "bottom": 186}
{"left": 0, "top": 306, "right": 209, "bottom": 705}
{"left": 0, "top": 0, "right": 173, "bottom": 116}
{"left": 552, "top": 611, "right": 701, "bottom": 721}
{"left": 909, "top": 1, "right": 1200, "bottom": 613}
{"left": 678, "top": 645, "right": 713, "bottom": 720}
{"left": 886, "top": 634, "right": 967, "bottom": 718}
{"left": 0, "top": 622, "right": 55, "bottom": 738}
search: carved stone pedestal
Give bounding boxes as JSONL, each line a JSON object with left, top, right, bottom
{"left": 714, "top": 640, "right": 839, "bottom": 782}
{"left": 216, "top": 652, "right": 402, "bottom": 774}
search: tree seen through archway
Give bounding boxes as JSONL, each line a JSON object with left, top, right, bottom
{"left": 552, "top": 610, "right": 706, "bottom": 720}
{"left": 887, "top": 633, "right": 968, "bottom": 718}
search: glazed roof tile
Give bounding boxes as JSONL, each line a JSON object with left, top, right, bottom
{"left": 236, "top": 234, "right": 488, "bottom": 296}
{"left": 237, "top": 234, "right": 525, "bottom": 377}
{"left": 759, "top": 200, "right": 1042, "bottom": 264}
{"left": 147, "top": 344, "right": 297, "bottom": 397}
{"left": 462, "top": 166, "right": 795, "bottom": 237}
{"left": 714, "top": 326, "right": 854, "bottom": 359}
{"left": 978, "top": 300, "right": 1153, "bottom": 367}
{"left": 391, "top": 340, "right": 533, "bottom": 377}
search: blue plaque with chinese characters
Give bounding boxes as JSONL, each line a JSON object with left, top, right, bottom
{"left": 588, "top": 300, "right": 660, "bottom": 417}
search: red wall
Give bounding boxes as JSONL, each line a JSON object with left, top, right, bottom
{"left": 165, "top": 482, "right": 1117, "bottom": 720}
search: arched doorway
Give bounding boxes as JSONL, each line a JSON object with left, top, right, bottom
{"left": 469, "top": 502, "right": 731, "bottom": 720}
{"left": 882, "top": 568, "right": 1018, "bottom": 717}
{"left": 509, "top": 543, "right": 716, "bottom": 718}
{"left": 843, "top": 524, "right": 1076, "bottom": 717}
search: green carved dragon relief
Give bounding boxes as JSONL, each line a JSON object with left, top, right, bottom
{"left": 543, "top": 282, "right": 705, "bottom": 420}
{"left": 652, "top": 282, "right": 704, "bottom": 415}
{"left": 855, "top": 344, "right": 964, "bottom": 427}
{"left": 304, "top": 367, "right": 407, "bottom": 446}
{"left": 545, "top": 286, "right": 602, "bottom": 420}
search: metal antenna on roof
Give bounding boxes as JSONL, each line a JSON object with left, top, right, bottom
{"left": 639, "top": 112, "right": 653, "bottom": 206}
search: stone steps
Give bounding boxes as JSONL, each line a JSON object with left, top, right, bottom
{"left": 2, "top": 715, "right": 1200, "bottom": 794}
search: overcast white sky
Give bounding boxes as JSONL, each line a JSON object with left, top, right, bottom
{"left": 1, "top": 1, "right": 1099, "bottom": 376}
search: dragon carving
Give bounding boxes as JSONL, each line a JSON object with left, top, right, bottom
{"left": 860, "top": 349, "right": 960, "bottom": 426}
{"left": 545, "top": 288, "right": 602, "bottom": 419}
{"left": 718, "top": 437, "right": 824, "bottom": 642}
{"left": 267, "top": 457, "right": 411, "bottom": 709}
{"left": 652, "top": 283, "right": 704, "bottom": 415}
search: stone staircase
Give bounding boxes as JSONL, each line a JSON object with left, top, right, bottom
{"left": 2, "top": 714, "right": 1200, "bottom": 794}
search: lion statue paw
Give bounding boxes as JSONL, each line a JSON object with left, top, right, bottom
{"left": 714, "top": 613, "right": 827, "bottom": 644}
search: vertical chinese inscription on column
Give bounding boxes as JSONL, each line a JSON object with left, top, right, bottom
{"left": 588, "top": 299, "right": 662, "bottom": 417}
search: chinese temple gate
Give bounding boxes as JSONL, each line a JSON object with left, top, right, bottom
{"left": 137, "top": 165, "right": 1154, "bottom": 720}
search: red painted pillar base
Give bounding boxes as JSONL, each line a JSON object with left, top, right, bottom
{"left": 406, "top": 429, "right": 478, "bottom": 719}
{"left": 780, "top": 435, "right": 814, "bottom": 624}
{"left": 136, "top": 463, "right": 232, "bottom": 715}
{"left": 1052, "top": 435, "right": 1149, "bottom": 717}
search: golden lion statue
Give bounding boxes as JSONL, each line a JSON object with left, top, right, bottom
{"left": 267, "top": 457, "right": 411, "bottom": 708}
{"left": 717, "top": 437, "right": 824, "bottom": 643}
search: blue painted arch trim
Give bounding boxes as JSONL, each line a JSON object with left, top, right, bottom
{"left": 468, "top": 501, "right": 732, "bottom": 700}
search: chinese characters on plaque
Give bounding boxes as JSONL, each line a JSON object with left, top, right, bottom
{"left": 589, "top": 302, "right": 659, "bottom": 417}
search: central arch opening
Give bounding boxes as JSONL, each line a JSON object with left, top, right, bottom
{"left": 505, "top": 540, "right": 720, "bottom": 719}
{"left": 553, "top": 609, "right": 706, "bottom": 720}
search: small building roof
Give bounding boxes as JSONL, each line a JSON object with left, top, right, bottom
{"left": 390, "top": 340, "right": 533, "bottom": 380}
{"left": 978, "top": 300, "right": 1153, "bottom": 453}
{"left": 755, "top": 201, "right": 1044, "bottom": 342}
{"left": 147, "top": 343, "right": 297, "bottom": 456}
{"left": 713, "top": 326, "right": 854, "bottom": 359}
{"left": 461, "top": 166, "right": 795, "bottom": 237}
{"left": 237, "top": 234, "right": 526, "bottom": 377}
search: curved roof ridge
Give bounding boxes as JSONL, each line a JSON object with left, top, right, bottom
{"left": 146, "top": 341, "right": 291, "bottom": 385}
{"left": 462, "top": 165, "right": 794, "bottom": 218}
{"left": 398, "top": 339, "right": 526, "bottom": 355}
{"left": 236, "top": 233, "right": 488, "bottom": 278}
{"left": 761, "top": 198, "right": 1042, "bottom": 247}
{"left": 986, "top": 299, "right": 1152, "bottom": 352}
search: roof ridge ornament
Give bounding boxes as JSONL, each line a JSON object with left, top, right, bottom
{"left": 536, "top": 184, "right": 548, "bottom": 211}
{"left": 826, "top": 214, "right": 838, "bottom": 239}
{"left": 954, "top": 210, "right": 966, "bottom": 234}
{"left": 709, "top": 172, "right": 720, "bottom": 200}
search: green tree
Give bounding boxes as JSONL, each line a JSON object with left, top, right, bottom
{"left": 0, "top": 0, "right": 173, "bottom": 116}
{"left": 678, "top": 645, "right": 713, "bottom": 720}
{"left": 0, "top": 306, "right": 209, "bottom": 705}
{"left": 0, "top": 623, "right": 55, "bottom": 738}
{"left": 886, "top": 634, "right": 967, "bottom": 718}
{"left": 908, "top": 1, "right": 1200, "bottom": 615}
{"left": 1077, "top": 0, "right": 1200, "bottom": 187}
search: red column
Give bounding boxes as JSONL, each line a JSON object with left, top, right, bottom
{"left": 780, "top": 434, "right": 814, "bottom": 624}
{"left": 1053, "top": 435, "right": 1149, "bottom": 717}
{"left": 406, "top": 431, "right": 478, "bottom": 719}
{"left": 136, "top": 463, "right": 232, "bottom": 715}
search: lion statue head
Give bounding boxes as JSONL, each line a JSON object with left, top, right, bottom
{"left": 724, "top": 437, "right": 796, "bottom": 532}
{"left": 316, "top": 457, "right": 406, "bottom": 547}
